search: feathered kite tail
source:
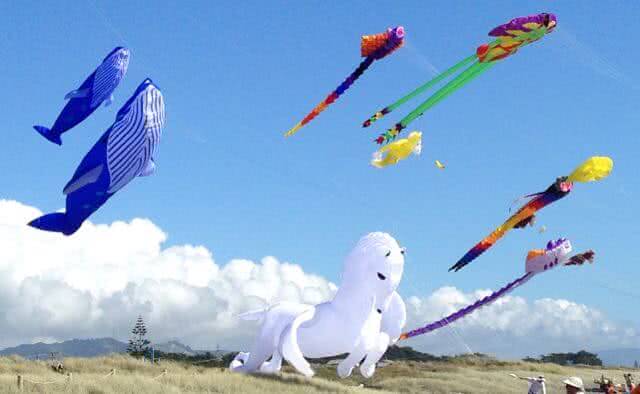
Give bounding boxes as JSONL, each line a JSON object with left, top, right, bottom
{"left": 363, "top": 54, "right": 478, "bottom": 128}
{"left": 399, "top": 272, "right": 534, "bottom": 340}
{"left": 285, "top": 26, "right": 404, "bottom": 137}
{"left": 285, "top": 56, "right": 375, "bottom": 137}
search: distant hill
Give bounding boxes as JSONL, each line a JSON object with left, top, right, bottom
{"left": 0, "top": 338, "right": 227, "bottom": 359}
{"left": 153, "top": 340, "right": 199, "bottom": 356}
{"left": 0, "top": 338, "right": 127, "bottom": 358}
{"left": 597, "top": 348, "right": 640, "bottom": 367}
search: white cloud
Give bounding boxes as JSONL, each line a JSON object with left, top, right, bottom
{"left": 0, "top": 199, "right": 636, "bottom": 358}
{"left": 403, "top": 287, "right": 639, "bottom": 358}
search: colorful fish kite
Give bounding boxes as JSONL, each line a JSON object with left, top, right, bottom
{"left": 285, "top": 27, "right": 405, "bottom": 137}
{"left": 33, "top": 47, "right": 130, "bottom": 145}
{"left": 363, "top": 13, "right": 556, "bottom": 145}
{"left": 449, "top": 156, "right": 612, "bottom": 272}
{"left": 28, "top": 79, "right": 165, "bottom": 235}
{"left": 400, "top": 239, "right": 594, "bottom": 341}
{"left": 435, "top": 160, "right": 445, "bottom": 170}
{"left": 371, "top": 131, "right": 421, "bottom": 168}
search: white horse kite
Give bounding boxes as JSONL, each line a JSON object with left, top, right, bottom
{"left": 230, "top": 232, "right": 406, "bottom": 378}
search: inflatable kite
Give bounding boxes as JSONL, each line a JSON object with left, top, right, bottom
{"left": 400, "top": 238, "right": 594, "bottom": 340}
{"left": 28, "top": 79, "right": 165, "bottom": 235}
{"left": 230, "top": 232, "right": 406, "bottom": 379}
{"left": 33, "top": 47, "right": 130, "bottom": 145}
{"left": 363, "top": 13, "right": 556, "bottom": 145}
{"left": 371, "top": 131, "right": 422, "bottom": 168}
{"left": 285, "top": 27, "right": 405, "bottom": 137}
{"left": 449, "top": 156, "right": 612, "bottom": 272}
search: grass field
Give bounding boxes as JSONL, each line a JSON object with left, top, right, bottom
{"left": 0, "top": 354, "right": 635, "bottom": 393}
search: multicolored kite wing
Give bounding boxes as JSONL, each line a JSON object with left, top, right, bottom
{"left": 400, "top": 239, "right": 594, "bottom": 341}
{"left": 285, "top": 27, "right": 404, "bottom": 137}
{"left": 448, "top": 156, "right": 612, "bottom": 272}
{"left": 363, "top": 13, "right": 556, "bottom": 145}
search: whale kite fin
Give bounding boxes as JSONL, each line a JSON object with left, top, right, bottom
{"left": 139, "top": 159, "right": 156, "bottom": 177}
{"left": 281, "top": 307, "right": 316, "bottom": 377}
{"left": 28, "top": 212, "right": 79, "bottom": 236}
{"left": 33, "top": 126, "right": 62, "bottom": 146}
{"left": 63, "top": 165, "right": 104, "bottom": 195}
{"left": 64, "top": 88, "right": 90, "bottom": 100}
{"left": 104, "top": 94, "right": 114, "bottom": 107}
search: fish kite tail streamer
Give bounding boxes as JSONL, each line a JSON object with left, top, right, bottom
{"left": 285, "top": 26, "right": 404, "bottom": 137}
{"left": 363, "top": 54, "right": 478, "bottom": 128}
{"left": 376, "top": 61, "right": 494, "bottom": 144}
{"left": 284, "top": 57, "right": 375, "bottom": 137}
{"left": 399, "top": 272, "right": 533, "bottom": 340}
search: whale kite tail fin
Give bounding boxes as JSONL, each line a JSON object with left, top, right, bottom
{"left": 33, "top": 126, "right": 62, "bottom": 146}
{"left": 28, "top": 213, "right": 79, "bottom": 236}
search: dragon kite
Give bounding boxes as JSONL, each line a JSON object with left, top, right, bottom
{"left": 400, "top": 238, "right": 595, "bottom": 341}
{"left": 363, "top": 13, "right": 557, "bottom": 145}
{"left": 449, "top": 156, "right": 612, "bottom": 273}
{"left": 285, "top": 26, "right": 405, "bottom": 137}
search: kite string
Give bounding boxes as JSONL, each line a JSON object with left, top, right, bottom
{"left": 88, "top": 0, "right": 130, "bottom": 48}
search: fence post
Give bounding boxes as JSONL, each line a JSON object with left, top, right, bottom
{"left": 17, "top": 375, "right": 23, "bottom": 391}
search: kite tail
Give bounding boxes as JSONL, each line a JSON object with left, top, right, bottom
{"left": 449, "top": 225, "right": 508, "bottom": 272}
{"left": 285, "top": 56, "right": 375, "bottom": 137}
{"left": 33, "top": 125, "right": 62, "bottom": 146}
{"left": 28, "top": 212, "right": 80, "bottom": 236}
{"left": 399, "top": 272, "right": 533, "bottom": 340}
{"left": 363, "top": 54, "right": 477, "bottom": 128}
{"left": 376, "top": 61, "right": 494, "bottom": 144}
{"left": 565, "top": 250, "right": 595, "bottom": 266}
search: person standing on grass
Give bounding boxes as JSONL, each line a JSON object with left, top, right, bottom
{"left": 510, "top": 373, "right": 546, "bottom": 394}
{"left": 563, "top": 376, "right": 585, "bottom": 394}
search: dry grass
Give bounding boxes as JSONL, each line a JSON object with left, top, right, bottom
{"left": 0, "top": 354, "right": 635, "bottom": 393}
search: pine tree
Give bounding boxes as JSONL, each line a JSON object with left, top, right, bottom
{"left": 127, "top": 315, "right": 151, "bottom": 358}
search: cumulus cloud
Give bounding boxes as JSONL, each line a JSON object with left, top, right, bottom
{"left": 0, "top": 200, "right": 334, "bottom": 350}
{"left": 0, "top": 199, "right": 636, "bottom": 357}
{"left": 404, "top": 287, "right": 639, "bottom": 358}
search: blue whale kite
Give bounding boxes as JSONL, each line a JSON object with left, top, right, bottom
{"left": 33, "top": 47, "right": 130, "bottom": 145}
{"left": 29, "top": 79, "right": 165, "bottom": 235}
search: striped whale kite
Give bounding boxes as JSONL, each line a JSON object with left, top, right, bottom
{"left": 33, "top": 47, "right": 130, "bottom": 145}
{"left": 363, "top": 13, "right": 556, "bottom": 145}
{"left": 28, "top": 79, "right": 165, "bottom": 235}
{"left": 285, "top": 26, "right": 404, "bottom": 137}
{"left": 449, "top": 156, "right": 613, "bottom": 273}
{"left": 400, "top": 239, "right": 595, "bottom": 341}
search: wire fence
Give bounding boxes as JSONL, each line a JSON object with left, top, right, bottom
{"left": 14, "top": 369, "right": 174, "bottom": 391}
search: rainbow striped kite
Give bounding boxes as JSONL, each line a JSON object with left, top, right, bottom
{"left": 285, "top": 26, "right": 404, "bottom": 137}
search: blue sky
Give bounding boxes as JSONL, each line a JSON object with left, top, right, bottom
{"left": 1, "top": 0, "right": 638, "bottom": 334}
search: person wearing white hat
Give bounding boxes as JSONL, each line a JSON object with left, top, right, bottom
{"left": 563, "top": 376, "right": 585, "bottom": 394}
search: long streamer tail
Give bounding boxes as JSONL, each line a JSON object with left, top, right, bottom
{"left": 402, "top": 249, "right": 594, "bottom": 341}
{"left": 285, "top": 57, "right": 375, "bottom": 137}
{"left": 363, "top": 54, "right": 477, "bottom": 128}
{"left": 448, "top": 188, "right": 568, "bottom": 272}
{"left": 399, "top": 272, "right": 533, "bottom": 340}
{"left": 377, "top": 61, "right": 494, "bottom": 144}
